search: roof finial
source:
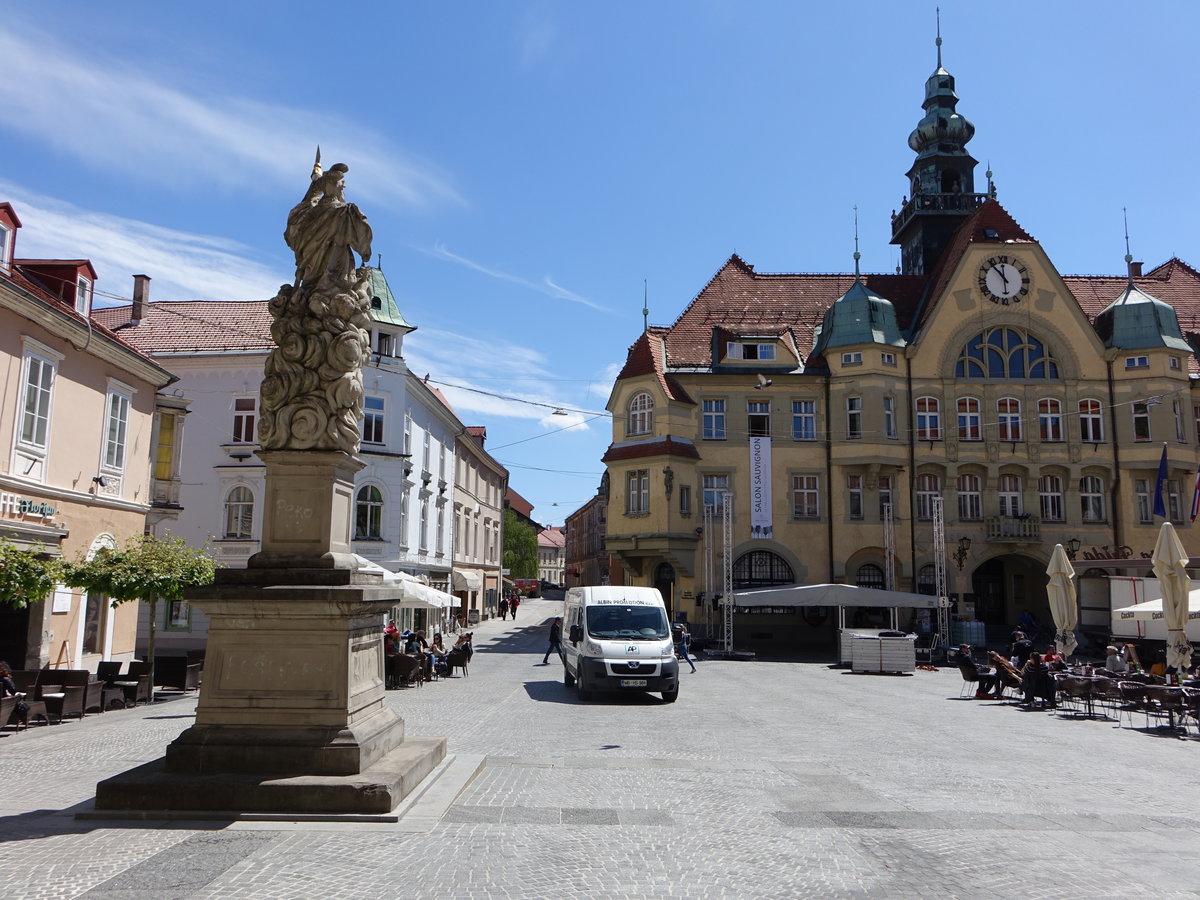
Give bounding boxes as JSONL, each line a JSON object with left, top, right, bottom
{"left": 852, "top": 205, "right": 862, "bottom": 278}
{"left": 935, "top": 7, "right": 943, "bottom": 69}
{"left": 642, "top": 278, "right": 649, "bottom": 333}
{"left": 1123, "top": 207, "right": 1135, "bottom": 284}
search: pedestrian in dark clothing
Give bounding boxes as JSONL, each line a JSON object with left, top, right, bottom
{"left": 956, "top": 644, "right": 999, "bottom": 698}
{"left": 1009, "top": 631, "right": 1034, "bottom": 667}
{"left": 673, "top": 623, "right": 697, "bottom": 673}
{"left": 498, "top": 597, "right": 509, "bottom": 620}
{"left": 542, "top": 617, "right": 563, "bottom": 664}
{"left": 510, "top": 596, "right": 521, "bottom": 620}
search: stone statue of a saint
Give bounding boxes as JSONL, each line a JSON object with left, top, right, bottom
{"left": 285, "top": 154, "right": 373, "bottom": 287}
{"left": 258, "top": 152, "right": 373, "bottom": 454}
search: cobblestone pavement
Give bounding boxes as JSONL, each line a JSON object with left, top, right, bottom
{"left": 2, "top": 597, "right": 1199, "bottom": 898}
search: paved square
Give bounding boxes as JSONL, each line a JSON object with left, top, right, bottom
{"left": 2, "top": 597, "right": 1198, "bottom": 898}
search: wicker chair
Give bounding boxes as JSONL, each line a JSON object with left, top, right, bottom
{"left": 1115, "top": 681, "right": 1150, "bottom": 729}
{"left": 445, "top": 648, "right": 470, "bottom": 678}
{"left": 387, "top": 654, "right": 423, "bottom": 689}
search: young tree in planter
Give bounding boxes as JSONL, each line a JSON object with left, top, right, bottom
{"left": 0, "top": 538, "right": 61, "bottom": 609}
{"left": 65, "top": 534, "right": 215, "bottom": 696}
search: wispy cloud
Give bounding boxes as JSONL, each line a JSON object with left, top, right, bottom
{"left": 0, "top": 181, "right": 286, "bottom": 301}
{"left": 421, "top": 242, "right": 610, "bottom": 312}
{"left": 0, "top": 23, "right": 462, "bottom": 209}
{"left": 518, "top": 9, "right": 558, "bottom": 68}
{"left": 588, "top": 362, "right": 623, "bottom": 399}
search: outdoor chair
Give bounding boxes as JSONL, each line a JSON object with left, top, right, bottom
{"left": 95, "top": 661, "right": 122, "bottom": 685}
{"left": 1142, "top": 685, "right": 1187, "bottom": 733}
{"left": 1090, "top": 677, "right": 1122, "bottom": 720}
{"left": 1182, "top": 688, "right": 1200, "bottom": 738}
{"left": 11, "top": 670, "right": 87, "bottom": 723}
{"left": 1053, "top": 675, "right": 1095, "bottom": 717}
{"left": 115, "top": 662, "right": 153, "bottom": 705}
{"left": 387, "top": 654, "right": 423, "bottom": 689}
{"left": 57, "top": 670, "right": 105, "bottom": 716}
{"left": 0, "top": 696, "right": 15, "bottom": 731}
{"left": 1115, "top": 681, "right": 1150, "bottom": 729}
{"left": 445, "top": 648, "right": 469, "bottom": 678}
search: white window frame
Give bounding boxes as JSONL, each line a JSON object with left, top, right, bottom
{"left": 846, "top": 396, "right": 862, "bottom": 439}
{"left": 883, "top": 396, "right": 897, "bottom": 439}
{"left": 841, "top": 351, "right": 863, "bottom": 366}
{"left": 1132, "top": 402, "right": 1151, "bottom": 442}
{"left": 232, "top": 397, "right": 256, "bottom": 443}
{"left": 1080, "top": 399, "right": 1104, "bottom": 443}
{"left": 997, "top": 397, "right": 1022, "bottom": 442}
{"left": 1135, "top": 478, "right": 1152, "bottom": 524}
{"left": 0, "top": 222, "right": 12, "bottom": 272}
{"left": 916, "top": 397, "right": 940, "bottom": 441}
{"left": 1038, "top": 475, "right": 1064, "bottom": 522}
{"left": 75, "top": 275, "right": 93, "bottom": 316}
{"left": 355, "top": 484, "right": 384, "bottom": 540}
{"left": 747, "top": 400, "right": 771, "bottom": 437}
{"left": 628, "top": 393, "right": 654, "bottom": 436}
{"left": 957, "top": 397, "right": 981, "bottom": 441}
{"left": 1038, "top": 398, "right": 1063, "bottom": 442}
{"left": 1125, "top": 355, "right": 1149, "bottom": 369}
{"left": 998, "top": 474, "right": 1023, "bottom": 518}
{"left": 1080, "top": 476, "right": 1106, "bottom": 523}
{"left": 1174, "top": 400, "right": 1186, "bottom": 442}
{"left": 16, "top": 342, "right": 60, "bottom": 458}
{"left": 915, "top": 474, "right": 940, "bottom": 521}
{"left": 881, "top": 351, "right": 896, "bottom": 366}
{"left": 957, "top": 474, "right": 982, "bottom": 521}
{"left": 703, "top": 474, "right": 730, "bottom": 513}
{"left": 702, "top": 399, "right": 726, "bottom": 440}
{"left": 223, "top": 485, "right": 255, "bottom": 539}
{"left": 792, "top": 400, "right": 816, "bottom": 441}
{"left": 847, "top": 474, "right": 864, "bottom": 520}
{"left": 102, "top": 382, "right": 135, "bottom": 473}
{"left": 792, "top": 474, "right": 819, "bottom": 519}
{"left": 627, "top": 469, "right": 650, "bottom": 515}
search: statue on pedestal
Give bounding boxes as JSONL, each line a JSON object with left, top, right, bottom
{"left": 259, "top": 151, "right": 374, "bottom": 453}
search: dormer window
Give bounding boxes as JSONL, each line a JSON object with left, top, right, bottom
{"left": 841, "top": 351, "right": 863, "bottom": 366}
{"left": 0, "top": 222, "right": 12, "bottom": 272}
{"left": 376, "top": 331, "right": 395, "bottom": 357}
{"left": 726, "top": 342, "right": 775, "bottom": 361}
{"left": 1125, "top": 355, "right": 1149, "bottom": 369}
{"left": 1170, "top": 357, "right": 1181, "bottom": 370}
{"left": 75, "top": 275, "right": 93, "bottom": 316}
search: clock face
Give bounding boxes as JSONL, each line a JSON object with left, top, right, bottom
{"left": 978, "top": 256, "right": 1030, "bottom": 304}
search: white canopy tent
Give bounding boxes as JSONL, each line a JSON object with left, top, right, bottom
{"left": 734, "top": 583, "right": 949, "bottom": 611}
{"left": 1112, "top": 593, "right": 1200, "bottom": 621}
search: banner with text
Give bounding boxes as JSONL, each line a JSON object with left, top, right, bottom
{"left": 749, "top": 436, "right": 773, "bottom": 539}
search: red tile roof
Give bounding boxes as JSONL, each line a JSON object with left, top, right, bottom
{"left": 538, "top": 526, "right": 565, "bottom": 548}
{"left": 506, "top": 487, "right": 534, "bottom": 517}
{"left": 601, "top": 436, "right": 701, "bottom": 464}
{"left": 91, "top": 301, "right": 274, "bottom": 353}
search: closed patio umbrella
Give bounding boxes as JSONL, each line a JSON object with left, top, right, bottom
{"left": 1046, "top": 543, "right": 1078, "bottom": 658}
{"left": 1152, "top": 521, "right": 1193, "bottom": 675}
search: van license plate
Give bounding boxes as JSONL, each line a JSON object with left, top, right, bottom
{"left": 620, "top": 679, "right": 647, "bottom": 687}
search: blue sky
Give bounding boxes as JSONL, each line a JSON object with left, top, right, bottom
{"left": 3, "top": 2, "right": 1198, "bottom": 526}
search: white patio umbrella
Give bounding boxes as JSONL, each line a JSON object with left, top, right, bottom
{"left": 1046, "top": 543, "right": 1078, "bottom": 658}
{"left": 1152, "top": 521, "right": 1193, "bottom": 674}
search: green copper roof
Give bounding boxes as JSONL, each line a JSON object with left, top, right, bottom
{"left": 366, "top": 267, "right": 415, "bottom": 332}
{"left": 1094, "top": 282, "right": 1191, "bottom": 352}
{"left": 811, "top": 278, "right": 906, "bottom": 357}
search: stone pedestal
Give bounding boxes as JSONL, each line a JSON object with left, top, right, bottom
{"left": 94, "top": 450, "right": 445, "bottom": 816}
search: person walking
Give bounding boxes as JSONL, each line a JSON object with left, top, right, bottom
{"left": 510, "top": 595, "right": 521, "bottom": 621}
{"left": 498, "top": 596, "right": 509, "bottom": 620}
{"left": 672, "top": 622, "right": 697, "bottom": 673}
{"left": 542, "top": 617, "right": 563, "bottom": 665}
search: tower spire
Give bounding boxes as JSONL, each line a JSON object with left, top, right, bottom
{"left": 853, "top": 205, "right": 862, "bottom": 278}
{"left": 936, "top": 7, "right": 942, "bottom": 69}
{"left": 1123, "top": 207, "right": 1135, "bottom": 284}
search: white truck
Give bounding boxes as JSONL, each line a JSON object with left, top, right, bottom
{"left": 561, "top": 586, "right": 679, "bottom": 703}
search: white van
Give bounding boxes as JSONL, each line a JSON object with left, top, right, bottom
{"left": 561, "top": 586, "right": 679, "bottom": 703}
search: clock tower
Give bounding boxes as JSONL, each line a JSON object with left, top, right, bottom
{"left": 890, "top": 25, "right": 988, "bottom": 275}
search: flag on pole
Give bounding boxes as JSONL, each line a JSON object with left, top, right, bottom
{"left": 1153, "top": 443, "right": 1168, "bottom": 519}
{"left": 1190, "top": 470, "right": 1200, "bottom": 522}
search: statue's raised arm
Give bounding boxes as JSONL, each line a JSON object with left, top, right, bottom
{"left": 284, "top": 160, "right": 373, "bottom": 289}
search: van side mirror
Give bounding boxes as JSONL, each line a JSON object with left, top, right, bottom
{"left": 569, "top": 624, "right": 582, "bottom": 644}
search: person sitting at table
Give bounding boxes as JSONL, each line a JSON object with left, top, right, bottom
{"left": 1105, "top": 644, "right": 1129, "bottom": 674}
{"left": 1009, "top": 631, "right": 1034, "bottom": 667}
{"left": 454, "top": 631, "right": 474, "bottom": 662}
{"left": 987, "top": 650, "right": 1023, "bottom": 698}
{"left": 429, "top": 632, "right": 450, "bottom": 676}
{"left": 1148, "top": 649, "right": 1168, "bottom": 678}
{"left": 956, "top": 644, "right": 999, "bottom": 699}
{"left": 1020, "top": 652, "right": 1054, "bottom": 708}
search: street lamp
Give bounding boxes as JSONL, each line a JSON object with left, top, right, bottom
{"left": 1066, "top": 537, "right": 1082, "bottom": 560}
{"left": 952, "top": 536, "right": 972, "bottom": 570}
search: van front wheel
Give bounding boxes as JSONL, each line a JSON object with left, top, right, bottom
{"left": 576, "top": 666, "right": 592, "bottom": 701}
{"left": 661, "top": 687, "right": 679, "bottom": 703}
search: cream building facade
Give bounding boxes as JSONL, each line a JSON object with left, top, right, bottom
{"left": 600, "top": 49, "right": 1200, "bottom": 650}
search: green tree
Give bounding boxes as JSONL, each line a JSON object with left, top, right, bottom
{"left": 0, "top": 539, "right": 62, "bottom": 609}
{"left": 502, "top": 509, "right": 539, "bottom": 580}
{"left": 65, "top": 534, "right": 215, "bottom": 694}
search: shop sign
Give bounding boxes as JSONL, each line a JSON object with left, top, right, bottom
{"left": 0, "top": 492, "right": 57, "bottom": 522}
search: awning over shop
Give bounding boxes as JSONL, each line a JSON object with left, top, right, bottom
{"left": 452, "top": 569, "right": 484, "bottom": 592}
{"left": 352, "top": 556, "right": 454, "bottom": 609}
{"left": 1112, "top": 592, "right": 1200, "bottom": 621}
{"left": 733, "top": 583, "right": 950, "bottom": 610}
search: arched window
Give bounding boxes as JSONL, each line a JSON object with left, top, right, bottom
{"left": 627, "top": 393, "right": 654, "bottom": 436}
{"left": 732, "top": 551, "right": 794, "bottom": 589}
{"left": 955, "top": 327, "right": 1059, "bottom": 379}
{"left": 224, "top": 486, "right": 254, "bottom": 539}
{"left": 355, "top": 485, "right": 384, "bottom": 539}
{"left": 916, "top": 564, "right": 937, "bottom": 595}
{"left": 855, "top": 564, "right": 885, "bottom": 590}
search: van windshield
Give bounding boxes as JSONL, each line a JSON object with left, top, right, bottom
{"left": 585, "top": 605, "right": 670, "bottom": 640}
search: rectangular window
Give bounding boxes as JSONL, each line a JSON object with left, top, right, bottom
{"left": 403, "top": 413, "right": 413, "bottom": 456}
{"left": 1132, "top": 401, "right": 1151, "bottom": 441}
{"left": 1174, "top": 400, "right": 1186, "bottom": 442}
{"left": 154, "top": 412, "right": 177, "bottom": 481}
{"left": 847, "top": 474, "right": 863, "bottom": 520}
{"left": 792, "top": 475, "right": 819, "bottom": 519}
{"left": 915, "top": 474, "right": 939, "bottom": 521}
{"left": 702, "top": 399, "right": 726, "bottom": 440}
{"left": 841, "top": 351, "right": 863, "bottom": 366}
{"left": 881, "top": 352, "right": 896, "bottom": 366}
{"left": 1080, "top": 476, "right": 1106, "bottom": 523}
{"left": 376, "top": 332, "right": 395, "bottom": 356}
{"left": 1038, "top": 399, "right": 1063, "bottom": 441}
{"left": 997, "top": 398, "right": 1022, "bottom": 441}
{"left": 883, "top": 396, "right": 897, "bottom": 439}
{"left": 165, "top": 599, "right": 191, "bottom": 631}
{"left": 998, "top": 474, "right": 1023, "bottom": 518}
{"left": 627, "top": 470, "right": 649, "bottom": 515}
{"left": 104, "top": 391, "right": 131, "bottom": 470}
{"left": 957, "top": 474, "right": 982, "bottom": 521}
{"left": 703, "top": 474, "right": 730, "bottom": 513}
{"left": 679, "top": 484, "right": 691, "bottom": 516}
{"left": 1170, "top": 357, "right": 1181, "bottom": 370}
{"left": 1038, "top": 475, "right": 1064, "bottom": 522}
{"left": 399, "top": 490, "right": 409, "bottom": 542}
{"left": 916, "top": 397, "right": 940, "bottom": 440}
{"left": 75, "top": 275, "right": 93, "bottom": 316}
{"left": 957, "top": 398, "right": 981, "bottom": 441}
{"left": 1080, "top": 399, "right": 1104, "bottom": 443}
{"left": 362, "top": 396, "right": 385, "bottom": 444}
{"left": 419, "top": 499, "right": 429, "bottom": 550}
{"left": 846, "top": 396, "right": 862, "bottom": 439}
{"left": 0, "top": 222, "right": 11, "bottom": 271}
{"left": 1125, "top": 356, "right": 1149, "bottom": 369}
{"left": 20, "top": 353, "right": 55, "bottom": 449}
{"left": 747, "top": 401, "right": 770, "bottom": 437}
{"left": 1135, "top": 479, "right": 1152, "bottom": 524}
{"left": 232, "top": 397, "right": 256, "bottom": 443}
{"left": 792, "top": 400, "right": 816, "bottom": 441}
{"left": 437, "top": 504, "right": 445, "bottom": 552}
{"left": 1169, "top": 479, "right": 1182, "bottom": 523}
{"left": 726, "top": 342, "right": 775, "bottom": 360}
{"left": 878, "top": 475, "right": 893, "bottom": 520}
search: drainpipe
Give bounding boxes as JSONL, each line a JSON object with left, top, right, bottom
{"left": 906, "top": 359, "right": 917, "bottom": 590}
{"left": 825, "top": 372, "right": 834, "bottom": 582}
{"left": 1106, "top": 359, "right": 1124, "bottom": 555}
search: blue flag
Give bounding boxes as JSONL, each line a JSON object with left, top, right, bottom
{"left": 1153, "top": 444, "right": 1168, "bottom": 519}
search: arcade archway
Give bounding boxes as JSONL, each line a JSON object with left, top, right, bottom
{"left": 970, "top": 553, "right": 1053, "bottom": 639}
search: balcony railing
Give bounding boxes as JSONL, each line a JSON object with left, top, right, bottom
{"left": 891, "top": 192, "right": 989, "bottom": 237}
{"left": 985, "top": 515, "right": 1041, "bottom": 542}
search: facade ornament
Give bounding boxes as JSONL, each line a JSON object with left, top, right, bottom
{"left": 259, "top": 153, "right": 374, "bottom": 453}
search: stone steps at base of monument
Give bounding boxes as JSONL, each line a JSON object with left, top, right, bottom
{"left": 86, "top": 736, "right": 446, "bottom": 819}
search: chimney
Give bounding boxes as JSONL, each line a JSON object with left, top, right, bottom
{"left": 1128, "top": 260, "right": 1143, "bottom": 278}
{"left": 131, "top": 274, "right": 150, "bottom": 324}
